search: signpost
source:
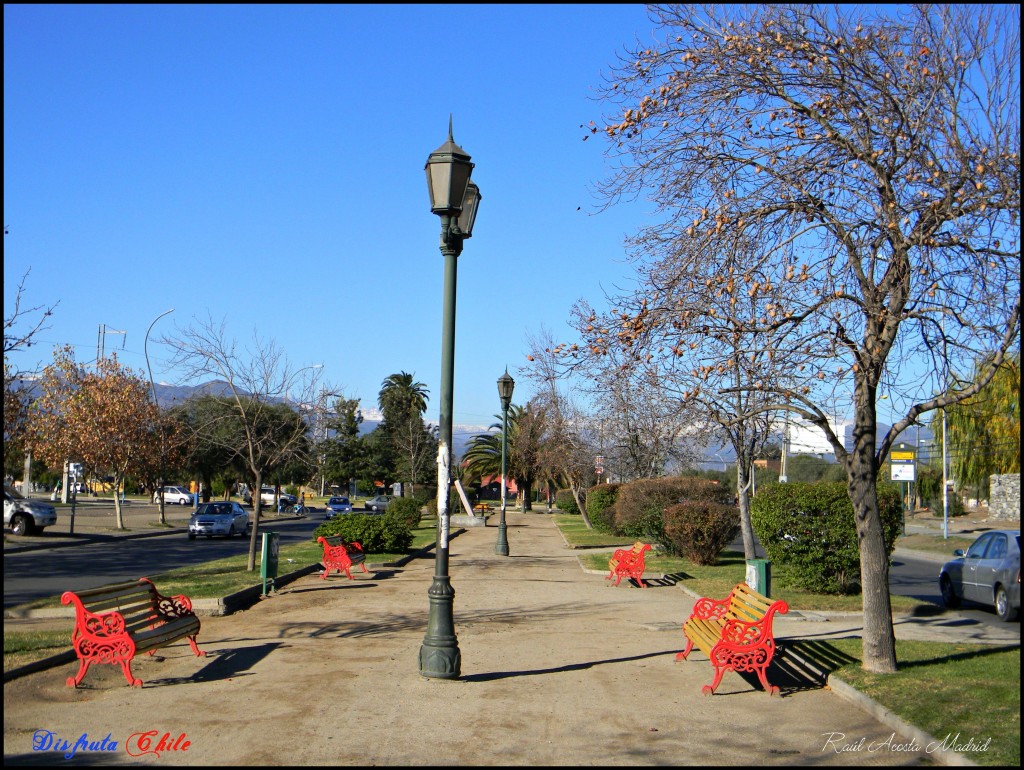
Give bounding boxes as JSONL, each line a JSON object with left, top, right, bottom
{"left": 890, "top": 443, "right": 916, "bottom": 534}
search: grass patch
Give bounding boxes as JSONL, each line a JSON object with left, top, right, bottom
{"left": 553, "top": 514, "right": 633, "bottom": 548}
{"left": 3, "top": 629, "right": 71, "bottom": 671}
{"left": 829, "top": 639, "right": 1019, "bottom": 767}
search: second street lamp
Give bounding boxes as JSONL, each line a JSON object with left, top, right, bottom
{"left": 495, "top": 369, "right": 514, "bottom": 556}
{"left": 418, "top": 119, "right": 481, "bottom": 680}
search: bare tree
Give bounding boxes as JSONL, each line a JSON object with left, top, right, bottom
{"left": 587, "top": 4, "right": 1020, "bottom": 673}
{"left": 162, "top": 315, "right": 324, "bottom": 571}
{"left": 4, "top": 268, "right": 59, "bottom": 358}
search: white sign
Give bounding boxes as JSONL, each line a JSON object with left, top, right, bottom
{"left": 890, "top": 463, "right": 916, "bottom": 482}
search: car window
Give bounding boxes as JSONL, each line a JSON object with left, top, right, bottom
{"left": 986, "top": 534, "right": 1007, "bottom": 560}
{"left": 965, "top": 534, "right": 992, "bottom": 559}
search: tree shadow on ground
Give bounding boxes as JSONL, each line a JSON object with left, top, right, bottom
{"left": 461, "top": 648, "right": 679, "bottom": 682}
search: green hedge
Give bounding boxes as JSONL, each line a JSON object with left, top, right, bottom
{"left": 312, "top": 511, "right": 414, "bottom": 553}
{"left": 554, "top": 489, "right": 579, "bottom": 515}
{"left": 585, "top": 483, "right": 620, "bottom": 533}
{"left": 750, "top": 482, "right": 903, "bottom": 594}
{"left": 387, "top": 496, "right": 424, "bottom": 529}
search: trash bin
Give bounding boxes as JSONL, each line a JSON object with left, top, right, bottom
{"left": 261, "top": 531, "right": 280, "bottom": 596}
{"left": 745, "top": 558, "right": 771, "bottom": 597}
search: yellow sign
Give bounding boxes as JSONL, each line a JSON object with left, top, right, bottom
{"left": 891, "top": 451, "right": 915, "bottom": 460}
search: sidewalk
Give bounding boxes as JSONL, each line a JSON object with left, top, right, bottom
{"left": 3, "top": 511, "right": 1009, "bottom": 766}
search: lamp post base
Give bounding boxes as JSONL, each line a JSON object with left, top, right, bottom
{"left": 418, "top": 576, "right": 461, "bottom": 679}
{"left": 495, "top": 518, "right": 509, "bottom": 556}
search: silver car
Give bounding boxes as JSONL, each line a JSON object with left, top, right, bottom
{"left": 188, "top": 501, "right": 251, "bottom": 540}
{"left": 939, "top": 529, "right": 1020, "bottom": 622}
{"left": 364, "top": 495, "right": 392, "bottom": 513}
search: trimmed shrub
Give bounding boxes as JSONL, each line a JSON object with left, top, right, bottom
{"left": 585, "top": 483, "right": 620, "bottom": 533}
{"left": 663, "top": 501, "right": 740, "bottom": 565}
{"left": 554, "top": 488, "right": 580, "bottom": 515}
{"left": 750, "top": 482, "right": 903, "bottom": 595}
{"left": 388, "top": 496, "right": 424, "bottom": 529}
{"left": 312, "top": 511, "right": 413, "bottom": 553}
{"left": 614, "top": 476, "right": 733, "bottom": 550}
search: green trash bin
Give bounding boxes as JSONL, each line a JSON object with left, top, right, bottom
{"left": 745, "top": 558, "right": 771, "bottom": 597}
{"left": 261, "top": 531, "right": 280, "bottom": 596}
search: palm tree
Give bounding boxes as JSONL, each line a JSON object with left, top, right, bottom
{"left": 378, "top": 371, "right": 428, "bottom": 420}
{"left": 378, "top": 372, "right": 431, "bottom": 495}
{"left": 462, "top": 403, "right": 544, "bottom": 510}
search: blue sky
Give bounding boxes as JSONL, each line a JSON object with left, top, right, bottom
{"left": 4, "top": 3, "right": 657, "bottom": 436}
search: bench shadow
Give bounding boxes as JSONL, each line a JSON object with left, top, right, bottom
{"left": 684, "top": 637, "right": 861, "bottom": 698}
{"left": 147, "top": 641, "right": 285, "bottom": 685}
{"left": 763, "top": 638, "right": 859, "bottom": 695}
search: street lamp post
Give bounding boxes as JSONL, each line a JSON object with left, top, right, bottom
{"left": 495, "top": 369, "right": 514, "bottom": 556}
{"left": 144, "top": 308, "right": 174, "bottom": 523}
{"left": 418, "top": 119, "right": 481, "bottom": 680}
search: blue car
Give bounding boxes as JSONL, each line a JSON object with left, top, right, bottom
{"left": 325, "top": 496, "right": 354, "bottom": 519}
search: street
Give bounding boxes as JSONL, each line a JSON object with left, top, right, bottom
{"left": 3, "top": 514, "right": 323, "bottom": 610}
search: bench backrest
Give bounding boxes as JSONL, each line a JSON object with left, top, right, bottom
{"left": 725, "top": 583, "right": 786, "bottom": 625}
{"left": 62, "top": 578, "right": 162, "bottom": 635}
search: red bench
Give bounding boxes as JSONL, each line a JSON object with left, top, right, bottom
{"left": 676, "top": 582, "right": 788, "bottom": 695}
{"left": 61, "top": 577, "right": 205, "bottom": 688}
{"left": 606, "top": 541, "right": 652, "bottom": 587}
{"left": 317, "top": 535, "right": 368, "bottom": 580}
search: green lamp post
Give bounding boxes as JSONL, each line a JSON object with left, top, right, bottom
{"left": 495, "top": 369, "right": 514, "bottom": 556}
{"left": 418, "top": 119, "right": 481, "bottom": 680}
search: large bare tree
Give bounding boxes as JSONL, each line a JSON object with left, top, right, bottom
{"left": 585, "top": 4, "right": 1020, "bottom": 672}
{"left": 162, "top": 315, "right": 324, "bottom": 570}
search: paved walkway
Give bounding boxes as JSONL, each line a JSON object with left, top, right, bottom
{"left": 4, "top": 510, "right": 1014, "bottom": 766}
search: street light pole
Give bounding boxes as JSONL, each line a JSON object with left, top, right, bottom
{"left": 495, "top": 369, "right": 514, "bottom": 556}
{"left": 419, "top": 119, "right": 481, "bottom": 680}
{"left": 144, "top": 308, "right": 174, "bottom": 522}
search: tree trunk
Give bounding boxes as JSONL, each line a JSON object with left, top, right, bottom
{"left": 736, "top": 460, "right": 757, "bottom": 560}
{"left": 848, "top": 418, "right": 898, "bottom": 674}
{"left": 246, "top": 471, "right": 263, "bottom": 572}
{"left": 570, "top": 482, "right": 592, "bottom": 528}
{"left": 113, "top": 474, "right": 125, "bottom": 530}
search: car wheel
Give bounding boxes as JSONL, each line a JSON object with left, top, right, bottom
{"left": 940, "top": 575, "right": 960, "bottom": 609}
{"left": 995, "top": 585, "right": 1018, "bottom": 622}
{"left": 188, "top": 533, "right": 196, "bottom": 540}
{"left": 10, "top": 514, "right": 30, "bottom": 537}
{"left": 179, "top": 498, "right": 187, "bottom": 505}
{"left": 229, "top": 524, "right": 236, "bottom": 538}
{"left": 371, "top": 505, "right": 379, "bottom": 512}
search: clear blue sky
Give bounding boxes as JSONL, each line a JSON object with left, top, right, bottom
{"left": 4, "top": 4, "right": 657, "bottom": 436}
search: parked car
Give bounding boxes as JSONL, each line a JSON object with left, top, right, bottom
{"left": 4, "top": 483, "right": 58, "bottom": 536}
{"left": 939, "top": 529, "right": 1020, "bottom": 622}
{"left": 188, "top": 501, "right": 250, "bottom": 540}
{"left": 325, "top": 496, "right": 354, "bottom": 519}
{"left": 153, "top": 485, "right": 195, "bottom": 505}
{"left": 247, "top": 487, "right": 297, "bottom": 508}
{"left": 364, "top": 494, "right": 393, "bottom": 513}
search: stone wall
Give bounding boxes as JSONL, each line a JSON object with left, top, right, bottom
{"left": 988, "top": 474, "right": 1020, "bottom": 521}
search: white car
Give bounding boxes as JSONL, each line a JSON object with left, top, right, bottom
{"left": 188, "top": 501, "right": 250, "bottom": 540}
{"left": 153, "top": 486, "right": 195, "bottom": 505}
{"left": 5, "top": 483, "right": 58, "bottom": 536}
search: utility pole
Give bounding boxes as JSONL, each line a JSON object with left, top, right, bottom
{"left": 97, "top": 323, "right": 127, "bottom": 364}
